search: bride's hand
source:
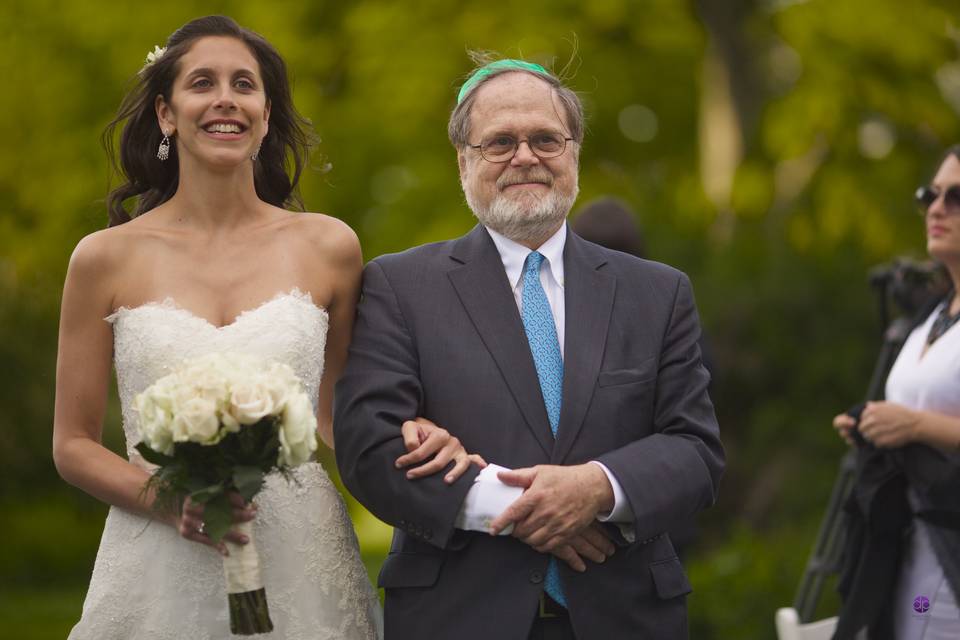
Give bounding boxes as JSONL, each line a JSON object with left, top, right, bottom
{"left": 176, "top": 493, "right": 257, "bottom": 555}
{"left": 396, "top": 417, "right": 486, "bottom": 484}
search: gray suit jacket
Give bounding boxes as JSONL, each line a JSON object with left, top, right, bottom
{"left": 334, "top": 224, "right": 724, "bottom": 640}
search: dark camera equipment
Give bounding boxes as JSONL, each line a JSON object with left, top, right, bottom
{"left": 868, "top": 258, "right": 949, "bottom": 332}
{"left": 862, "top": 259, "right": 949, "bottom": 401}
{"left": 790, "top": 258, "right": 949, "bottom": 622}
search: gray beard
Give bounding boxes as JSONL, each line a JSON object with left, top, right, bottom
{"left": 466, "top": 184, "right": 578, "bottom": 246}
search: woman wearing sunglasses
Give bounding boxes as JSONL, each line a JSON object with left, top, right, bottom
{"left": 832, "top": 148, "right": 960, "bottom": 639}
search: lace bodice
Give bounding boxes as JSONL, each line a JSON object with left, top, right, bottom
{"left": 105, "top": 289, "right": 328, "bottom": 461}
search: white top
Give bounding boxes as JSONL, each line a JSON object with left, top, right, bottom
{"left": 885, "top": 302, "right": 960, "bottom": 639}
{"left": 885, "top": 302, "right": 960, "bottom": 416}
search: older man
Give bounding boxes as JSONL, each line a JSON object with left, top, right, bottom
{"left": 334, "top": 57, "right": 724, "bottom": 640}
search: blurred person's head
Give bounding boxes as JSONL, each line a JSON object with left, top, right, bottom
{"left": 917, "top": 146, "right": 960, "bottom": 275}
{"left": 103, "top": 15, "right": 315, "bottom": 226}
{"left": 571, "top": 197, "right": 646, "bottom": 258}
{"left": 449, "top": 54, "right": 583, "bottom": 249}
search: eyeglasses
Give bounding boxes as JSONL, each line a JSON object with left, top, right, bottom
{"left": 467, "top": 132, "right": 575, "bottom": 163}
{"left": 915, "top": 184, "right": 960, "bottom": 214}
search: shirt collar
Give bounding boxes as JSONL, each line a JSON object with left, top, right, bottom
{"left": 485, "top": 223, "right": 566, "bottom": 290}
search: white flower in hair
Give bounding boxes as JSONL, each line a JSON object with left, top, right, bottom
{"left": 144, "top": 45, "right": 167, "bottom": 67}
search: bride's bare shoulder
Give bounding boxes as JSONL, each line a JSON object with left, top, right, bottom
{"left": 284, "top": 212, "right": 361, "bottom": 266}
{"left": 68, "top": 227, "right": 123, "bottom": 278}
{"left": 62, "top": 227, "right": 127, "bottom": 311}
{"left": 69, "top": 216, "right": 157, "bottom": 272}
{"left": 66, "top": 212, "right": 173, "bottom": 298}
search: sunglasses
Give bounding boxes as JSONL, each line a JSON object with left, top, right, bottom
{"left": 915, "top": 184, "right": 960, "bottom": 214}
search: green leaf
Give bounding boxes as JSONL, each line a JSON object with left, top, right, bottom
{"left": 233, "top": 466, "right": 265, "bottom": 502}
{"left": 202, "top": 493, "right": 234, "bottom": 544}
{"left": 184, "top": 476, "right": 211, "bottom": 494}
{"left": 135, "top": 442, "right": 175, "bottom": 467}
{"left": 190, "top": 483, "right": 225, "bottom": 504}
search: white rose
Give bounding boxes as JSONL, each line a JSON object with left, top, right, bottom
{"left": 263, "top": 362, "right": 300, "bottom": 409}
{"left": 266, "top": 361, "right": 299, "bottom": 386}
{"left": 198, "top": 372, "right": 230, "bottom": 405}
{"left": 179, "top": 360, "right": 230, "bottom": 405}
{"left": 262, "top": 379, "right": 289, "bottom": 412}
{"left": 171, "top": 396, "right": 221, "bottom": 444}
{"left": 222, "top": 352, "right": 260, "bottom": 379}
{"left": 221, "top": 410, "right": 240, "bottom": 434}
{"left": 279, "top": 392, "right": 318, "bottom": 466}
{"left": 134, "top": 392, "right": 173, "bottom": 455}
{"left": 228, "top": 380, "right": 277, "bottom": 425}
{"left": 148, "top": 375, "right": 177, "bottom": 414}
{"left": 170, "top": 381, "right": 196, "bottom": 414}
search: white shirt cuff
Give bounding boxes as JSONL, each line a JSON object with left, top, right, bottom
{"left": 589, "top": 461, "right": 634, "bottom": 522}
{"left": 454, "top": 464, "right": 523, "bottom": 535}
{"left": 589, "top": 461, "right": 636, "bottom": 542}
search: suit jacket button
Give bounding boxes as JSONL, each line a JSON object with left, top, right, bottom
{"left": 529, "top": 570, "right": 544, "bottom": 584}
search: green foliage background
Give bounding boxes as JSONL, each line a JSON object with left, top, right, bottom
{"left": 3, "top": 0, "right": 960, "bottom": 637}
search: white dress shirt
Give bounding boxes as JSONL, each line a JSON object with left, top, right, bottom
{"left": 454, "top": 224, "right": 634, "bottom": 534}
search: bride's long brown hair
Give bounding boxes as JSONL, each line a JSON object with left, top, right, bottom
{"left": 102, "top": 15, "right": 316, "bottom": 227}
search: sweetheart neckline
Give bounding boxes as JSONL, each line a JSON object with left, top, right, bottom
{"left": 105, "top": 288, "right": 328, "bottom": 331}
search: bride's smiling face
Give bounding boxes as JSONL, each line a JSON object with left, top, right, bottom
{"left": 156, "top": 36, "right": 270, "bottom": 169}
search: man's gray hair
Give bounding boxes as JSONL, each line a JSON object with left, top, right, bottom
{"left": 447, "top": 52, "right": 585, "bottom": 149}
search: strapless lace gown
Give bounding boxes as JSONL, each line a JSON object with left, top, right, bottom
{"left": 68, "top": 290, "right": 382, "bottom": 640}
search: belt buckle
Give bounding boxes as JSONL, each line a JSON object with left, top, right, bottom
{"left": 538, "top": 593, "right": 558, "bottom": 619}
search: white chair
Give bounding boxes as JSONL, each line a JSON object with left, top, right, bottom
{"left": 775, "top": 607, "right": 838, "bottom": 640}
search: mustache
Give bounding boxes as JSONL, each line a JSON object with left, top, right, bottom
{"left": 497, "top": 170, "right": 554, "bottom": 190}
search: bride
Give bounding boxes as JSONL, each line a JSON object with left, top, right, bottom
{"left": 53, "top": 16, "right": 478, "bottom": 639}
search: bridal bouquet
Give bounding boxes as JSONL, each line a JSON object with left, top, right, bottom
{"left": 134, "top": 352, "right": 318, "bottom": 635}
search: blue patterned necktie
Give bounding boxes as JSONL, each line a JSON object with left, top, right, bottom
{"left": 520, "top": 251, "right": 567, "bottom": 607}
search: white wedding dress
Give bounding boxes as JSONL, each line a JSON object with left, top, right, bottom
{"left": 68, "top": 290, "right": 382, "bottom": 640}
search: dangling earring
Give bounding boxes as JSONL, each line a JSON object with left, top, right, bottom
{"left": 157, "top": 131, "right": 171, "bottom": 161}
{"left": 251, "top": 139, "right": 262, "bottom": 162}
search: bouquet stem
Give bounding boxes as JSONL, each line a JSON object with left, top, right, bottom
{"left": 223, "top": 521, "right": 273, "bottom": 635}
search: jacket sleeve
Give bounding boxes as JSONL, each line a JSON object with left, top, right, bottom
{"left": 595, "top": 273, "right": 725, "bottom": 542}
{"left": 333, "top": 259, "right": 480, "bottom": 549}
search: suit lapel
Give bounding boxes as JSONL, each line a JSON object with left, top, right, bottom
{"left": 553, "top": 232, "right": 615, "bottom": 463}
{"left": 447, "top": 226, "right": 555, "bottom": 456}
